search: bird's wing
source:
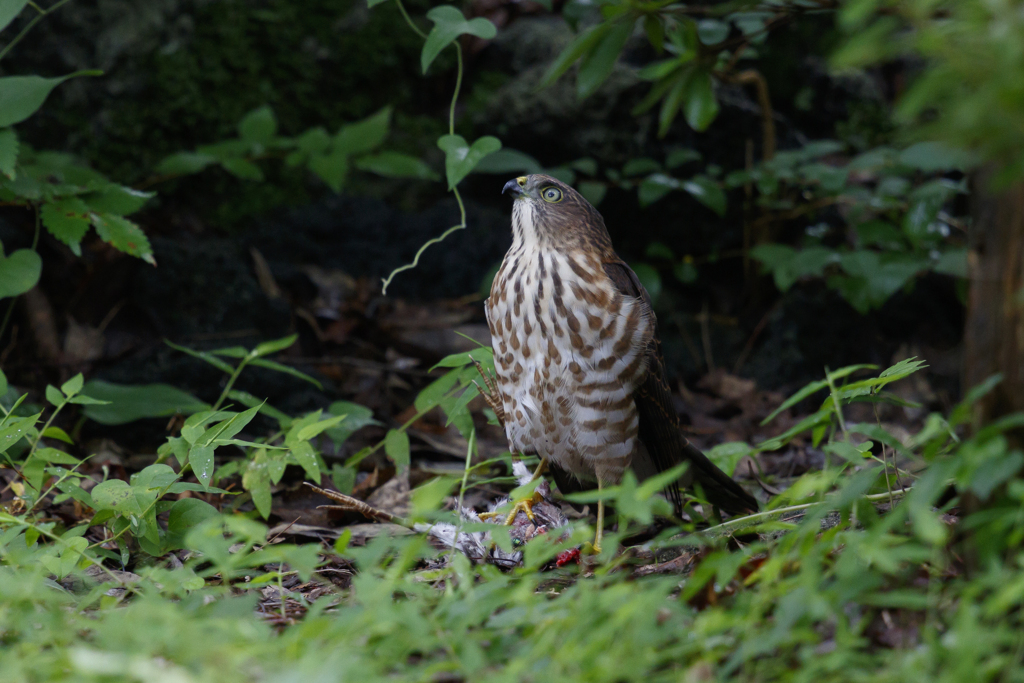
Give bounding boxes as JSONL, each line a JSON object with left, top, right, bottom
{"left": 602, "top": 259, "right": 759, "bottom": 516}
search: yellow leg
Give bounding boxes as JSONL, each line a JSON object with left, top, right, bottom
{"left": 480, "top": 458, "right": 548, "bottom": 524}
{"left": 593, "top": 480, "right": 604, "bottom": 554}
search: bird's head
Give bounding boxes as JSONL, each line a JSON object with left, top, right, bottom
{"left": 502, "top": 174, "right": 612, "bottom": 253}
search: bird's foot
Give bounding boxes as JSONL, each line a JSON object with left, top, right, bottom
{"left": 470, "top": 358, "right": 506, "bottom": 426}
{"left": 480, "top": 490, "right": 544, "bottom": 525}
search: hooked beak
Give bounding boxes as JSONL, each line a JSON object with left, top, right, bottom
{"left": 503, "top": 177, "right": 527, "bottom": 198}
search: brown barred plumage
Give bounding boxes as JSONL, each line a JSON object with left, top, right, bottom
{"left": 485, "top": 174, "right": 758, "bottom": 525}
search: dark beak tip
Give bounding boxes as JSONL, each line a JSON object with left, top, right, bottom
{"left": 502, "top": 178, "right": 523, "bottom": 197}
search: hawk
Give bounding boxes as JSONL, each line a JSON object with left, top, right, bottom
{"left": 477, "top": 174, "right": 757, "bottom": 551}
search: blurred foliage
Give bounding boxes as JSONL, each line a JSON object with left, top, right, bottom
{"left": 3, "top": 357, "right": 1024, "bottom": 680}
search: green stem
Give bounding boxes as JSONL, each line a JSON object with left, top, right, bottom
{"left": 449, "top": 44, "right": 463, "bottom": 136}
{"left": 394, "top": 0, "right": 427, "bottom": 39}
{"left": 0, "top": 0, "right": 74, "bottom": 61}
{"left": 212, "top": 358, "right": 251, "bottom": 411}
{"left": 450, "top": 428, "right": 476, "bottom": 555}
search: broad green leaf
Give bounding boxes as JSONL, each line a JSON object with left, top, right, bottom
{"left": 0, "top": 0, "right": 29, "bottom": 33}
{"left": 577, "top": 180, "right": 607, "bottom": 206}
{"left": 638, "top": 173, "right": 677, "bottom": 206}
{"left": 189, "top": 443, "right": 216, "bottom": 489}
{"left": 33, "top": 447, "right": 79, "bottom": 464}
{"left": 45, "top": 384, "right": 64, "bottom": 407}
{"left": 165, "top": 498, "right": 219, "bottom": 550}
{"left": 472, "top": 148, "right": 543, "bottom": 175}
{"left": 577, "top": 19, "right": 633, "bottom": 99}
{"left": 0, "top": 413, "right": 39, "bottom": 453}
{"left": 334, "top": 107, "right": 391, "bottom": 156}
{"left": 0, "top": 248, "right": 40, "bottom": 299}
{"left": 61, "top": 373, "right": 83, "bottom": 397}
{"left": 437, "top": 134, "right": 502, "bottom": 190}
{"left": 228, "top": 390, "right": 292, "bottom": 428}
{"left": 220, "top": 158, "right": 264, "bottom": 181}
{"left": 415, "top": 369, "right": 460, "bottom": 412}
{"left": 384, "top": 428, "right": 410, "bottom": 469}
{"left": 657, "top": 70, "right": 688, "bottom": 137}
{"left": 668, "top": 148, "right": 702, "bottom": 168}
{"left": 290, "top": 440, "right": 320, "bottom": 482}
{"left": 367, "top": 0, "right": 389, "bottom": 7}
{"left": 431, "top": 346, "right": 493, "bottom": 370}
{"left": 540, "top": 24, "right": 611, "bottom": 88}
{"left": 40, "top": 198, "right": 90, "bottom": 255}
{"left": 81, "top": 381, "right": 210, "bottom": 425}
{"left": 0, "top": 72, "right": 100, "bottom": 128}
{"left": 326, "top": 401, "right": 377, "bottom": 445}
{"left": 238, "top": 105, "right": 277, "bottom": 143}
{"left": 681, "top": 176, "right": 726, "bottom": 215}
{"left": 421, "top": 7, "right": 496, "bottom": 74}
{"left": 155, "top": 152, "right": 217, "bottom": 176}
{"left": 682, "top": 68, "right": 719, "bottom": 131}
{"left": 0, "top": 127, "right": 17, "bottom": 179}
{"left": 244, "top": 452, "right": 273, "bottom": 519}
{"left": 707, "top": 442, "right": 751, "bottom": 476}
{"left": 91, "top": 479, "right": 139, "bottom": 513}
{"left": 0, "top": 367, "right": 6, "bottom": 396}
{"left": 355, "top": 151, "right": 439, "bottom": 181}
{"left": 90, "top": 213, "right": 155, "bottom": 265}
{"left": 308, "top": 149, "right": 349, "bottom": 192}
{"left": 83, "top": 185, "right": 154, "bottom": 216}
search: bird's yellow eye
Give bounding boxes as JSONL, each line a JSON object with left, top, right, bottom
{"left": 541, "top": 187, "right": 563, "bottom": 203}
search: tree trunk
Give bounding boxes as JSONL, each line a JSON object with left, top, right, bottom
{"left": 963, "top": 168, "right": 1024, "bottom": 430}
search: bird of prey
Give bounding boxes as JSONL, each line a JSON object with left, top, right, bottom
{"left": 476, "top": 174, "right": 758, "bottom": 552}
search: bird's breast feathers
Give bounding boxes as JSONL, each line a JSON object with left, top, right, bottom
{"left": 486, "top": 246, "right": 653, "bottom": 477}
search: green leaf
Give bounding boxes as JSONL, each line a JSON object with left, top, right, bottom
{"left": 220, "top": 158, "right": 264, "bottom": 181}
{"left": 80, "top": 381, "right": 210, "bottom": 425}
{"left": 91, "top": 479, "right": 138, "bottom": 513}
{"left": 334, "top": 528, "right": 353, "bottom": 555}
{"left": 155, "top": 152, "right": 217, "bottom": 176}
{"left": 0, "top": 0, "right": 29, "bottom": 33}
{"left": 83, "top": 186, "right": 154, "bottom": 216}
{"left": 682, "top": 69, "right": 719, "bottom": 131}
{"left": 296, "top": 414, "right": 347, "bottom": 442}
{"left": 40, "top": 198, "right": 90, "bottom": 255}
{"left": 90, "top": 213, "right": 155, "bottom": 265}
{"left": 355, "top": 152, "right": 439, "bottom": 181}
{"left": 189, "top": 443, "right": 216, "bottom": 489}
{"left": 0, "top": 367, "right": 7, "bottom": 396}
{"left": 165, "top": 340, "right": 236, "bottom": 374}
{"left": 431, "top": 346, "right": 493, "bottom": 370}
{"left": 0, "top": 72, "right": 101, "bottom": 128}
{"left": 253, "top": 334, "right": 297, "bottom": 357}
{"left": 630, "top": 263, "right": 661, "bottom": 301}
{"left": 367, "top": 0, "right": 390, "bottom": 7}
{"left": 308, "top": 149, "right": 349, "bottom": 193}
{"left": 421, "top": 7, "right": 496, "bottom": 74}
{"left": 248, "top": 357, "right": 323, "bottom": 389}
{"left": 540, "top": 24, "right": 611, "bottom": 88}
{"left": 238, "top": 105, "right": 277, "bottom": 143}
{"left": 326, "top": 401, "right": 377, "bottom": 445}
{"left": 290, "top": 440, "right": 320, "bottom": 482}
{"left": 0, "top": 247, "right": 40, "bottom": 299}
{"left": 577, "top": 181, "right": 607, "bottom": 206}
{"left": 577, "top": 19, "right": 633, "bottom": 99}
{"left": 472, "top": 148, "right": 544, "bottom": 175}
{"left": 165, "top": 498, "right": 219, "bottom": 550}
{"left": 45, "top": 384, "right": 64, "bottom": 407}
{"left": 437, "top": 134, "right": 502, "bottom": 190}
{"left": 61, "top": 374, "right": 83, "bottom": 397}
{"left": 681, "top": 176, "right": 726, "bottom": 215}
{"left": 0, "top": 127, "right": 17, "bottom": 179}
{"left": 334, "top": 107, "right": 391, "bottom": 156}
{"left": 638, "top": 173, "right": 677, "bottom": 207}
{"left": 384, "top": 428, "right": 410, "bottom": 469}
{"left": 34, "top": 447, "right": 80, "bottom": 464}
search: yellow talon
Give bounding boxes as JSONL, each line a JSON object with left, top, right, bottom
{"left": 480, "top": 491, "right": 543, "bottom": 524}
